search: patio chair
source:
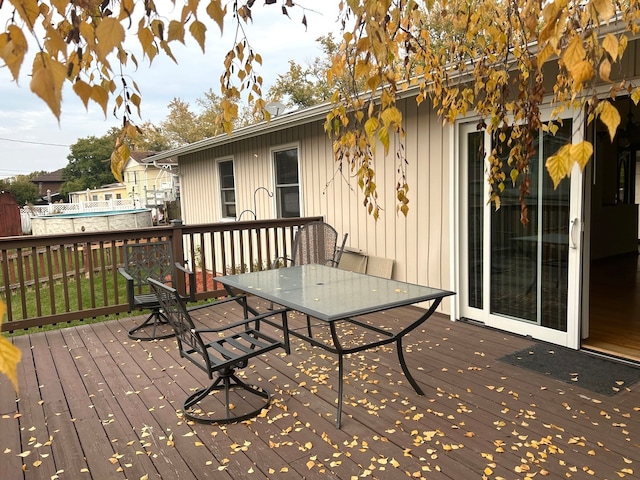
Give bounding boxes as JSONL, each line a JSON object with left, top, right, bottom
{"left": 119, "top": 241, "right": 195, "bottom": 341}
{"left": 272, "top": 220, "right": 348, "bottom": 269}
{"left": 148, "top": 278, "right": 290, "bottom": 424}
{"left": 271, "top": 221, "right": 347, "bottom": 334}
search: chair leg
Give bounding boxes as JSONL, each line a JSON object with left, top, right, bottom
{"left": 182, "top": 368, "right": 272, "bottom": 424}
{"left": 128, "top": 309, "right": 175, "bottom": 341}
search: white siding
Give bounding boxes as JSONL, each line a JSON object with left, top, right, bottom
{"left": 178, "top": 100, "right": 452, "bottom": 312}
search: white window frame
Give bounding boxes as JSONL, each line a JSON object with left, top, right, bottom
{"left": 216, "top": 157, "right": 236, "bottom": 220}
{"left": 271, "top": 143, "right": 302, "bottom": 218}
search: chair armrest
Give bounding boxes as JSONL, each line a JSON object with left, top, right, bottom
{"left": 186, "top": 294, "right": 247, "bottom": 313}
{"left": 174, "top": 262, "right": 196, "bottom": 302}
{"left": 271, "top": 256, "right": 293, "bottom": 269}
{"left": 118, "top": 267, "right": 135, "bottom": 308}
{"left": 194, "top": 307, "right": 289, "bottom": 334}
{"left": 118, "top": 267, "right": 134, "bottom": 282}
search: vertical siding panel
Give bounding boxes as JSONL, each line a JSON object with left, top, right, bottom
{"left": 177, "top": 103, "right": 451, "bottom": 299}
{"left": 427, "top": 103, "right": 443, "bottom": 289}
{"left": 384, "top": 110, "right": 401, "bottom": 278}
{"left": 301, "top": 123, "right": 314, "bottom": 216}
{"left": 405, "top": 97, "right": 422, "bottom": 284}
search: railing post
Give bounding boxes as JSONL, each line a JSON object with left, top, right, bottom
{"left": 170, "top": 220, "right": 187, "bottom": 295}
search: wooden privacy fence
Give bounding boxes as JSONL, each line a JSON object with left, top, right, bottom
{"left": 0, "top": 216, "right": 321, "bottom": 332}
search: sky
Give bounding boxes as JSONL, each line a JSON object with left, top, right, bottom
{"left": 0, "top": 1, "right": 342, "bottom": 179}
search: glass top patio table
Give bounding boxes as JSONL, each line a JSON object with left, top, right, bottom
{"left": 219, "top": 264, "right": 455, "bottom": 428}
{"left": 219, "top": 264, "right": 454, "bottom": 322}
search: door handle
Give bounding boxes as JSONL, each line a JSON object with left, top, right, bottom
{"left": 569, "top": 218, "right": 579, "bottom": 249}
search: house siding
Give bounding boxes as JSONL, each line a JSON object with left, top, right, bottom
{"left": 178, "top": 99, "right": 452, "bottom": 310}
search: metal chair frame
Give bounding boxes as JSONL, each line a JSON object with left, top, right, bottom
{"left": 148, "top": 278, "right": 290, "bottom": 423}
{"left": 273, "top": 220, "right": 348, "bottom": 269}
{"left": 271, "top": 221, "right": 347, "bottom": 336}
{"left": 119, "top": 241, "right": 195, "bottom": 340}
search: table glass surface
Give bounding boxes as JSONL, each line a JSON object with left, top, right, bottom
{"left": 219, "top": 264, "right": 454, "bottom": 322}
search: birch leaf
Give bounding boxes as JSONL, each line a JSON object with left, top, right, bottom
{"left": 206, "top": 0, "right": 226, "bottom": 33}
{"left": 545, "top": 144, "right": 572, "bottom": 189}
{"left": 29, "top": 53, "right": 66, "bottom": 120}
{"left": 570, "top": 141, "right": 594, "bottom": 171}
{"left": 0, "top": 25, "right": 28, "bottom": 81}
{"left": 189, "top": 20, "right": 207, "bottom": 53}
{"left": 602, "top": 33, "right": 619, "bottom": 61}
{"left": 95, "top": 18, "right": 125, "bottom": 65}
{"left": 598, "top": 100, "right": 621, "bottom": 141}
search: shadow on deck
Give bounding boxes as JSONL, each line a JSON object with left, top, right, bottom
{"left": 2, "top": 301, "right": 639, "bottom": 479}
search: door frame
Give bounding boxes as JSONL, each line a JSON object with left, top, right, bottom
{"left": 453, "top": 113, "right": 584, "bottom": 349}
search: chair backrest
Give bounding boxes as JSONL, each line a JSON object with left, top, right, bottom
{"left": 148, "top": 278, "right": 212, "bottom": 374}
{"left": 292, "top": 221, "right": 345, "bottom": 267}
{"left": 122, "top": 241, "right": 175, "bottom": 289}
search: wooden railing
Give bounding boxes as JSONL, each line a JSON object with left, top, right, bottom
{"left": 0, "top": 216, "right": 322, "bottom": 332}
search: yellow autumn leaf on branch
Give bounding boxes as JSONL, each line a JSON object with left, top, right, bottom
{"left": 167, "top": 20, "right": 186, "bottom": 43}
{"left": 0, "top": 25, "right": 28, "bottom": 81}
{"left": 570, "top": 140, "right": 594, "bottom": 171}
{"left": 206, "top": 0, "right": 226, "bottom": 33}
{"left": 569, "top": 60, "right": 594, "bottom": 86}
{"left": 602, "top": 33, "right": 619, "bottom": 61}
{"left": 95, "top": 17, "right": 125, "bottom": 65}
{"left": 545, "top": 144, "right": 572, "bottom": 189}
{"left": 562, "top": 36, "right": 586, "bottom": 71}
{"left": 30, "top": 53, "right": 66, "bottom": 120}
{"left": 591, "top": 0, "right": 616, "bottom": 21}
{"left": 73, "top": 80, "right": 93, "bottom": 109}
{"left": 189, "top": 20, "right": 207, "bottom": 53}
{"left": 0, "top": 300, "right": 21, "bottom": 393}
{"left": 598, "top": 100, "right": 621, "bottom": 141}
{"left": 11, "top": 0, "right": 40, "bottom": 31}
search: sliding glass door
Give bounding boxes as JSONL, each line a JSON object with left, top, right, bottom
{"left": 459, "top": 119, "right": 583, "bottom": 347}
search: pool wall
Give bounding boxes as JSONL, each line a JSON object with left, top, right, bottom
{"left": 31, "top": 209, "right": 153, "bottom": 235}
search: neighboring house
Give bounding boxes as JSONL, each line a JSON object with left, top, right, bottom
{"left": 122, "top": 151, "right": 178, "bottom": 208}
{"left": 30, "top": 168, "right": 65, "bottom": 203}
{"left": 144, "top": 37, "right": 640, "bottom": 361}
{"left": 69, "top": 182, "right": 128, "bottom": 203}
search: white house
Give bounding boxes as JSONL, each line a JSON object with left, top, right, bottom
{"left": 123, "top": 151, "right": 179, "bottom": 208}
{"left": 144, "top": 41, "right": 640, "bottom": 363}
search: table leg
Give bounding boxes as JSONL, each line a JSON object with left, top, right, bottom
{"left": 329, "top": 322, "right": 345, "bottom": 428}
{"left": 336, "top": 353, "right": 344, "bottom": 429}
{"left": 397, "top": 337, "right": 425, "bottom": 395}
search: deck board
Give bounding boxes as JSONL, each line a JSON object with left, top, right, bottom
{"left": 2, "top": 302, "right": 640, "bottom": 480}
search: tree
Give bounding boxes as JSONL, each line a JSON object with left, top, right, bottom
{"left": 267, "top": 34, "right": 339, "bottom": 109}
{"left": 132, "top": 90, "right": 249, "bottom": 150}
{"left": 130, "top": 121, "right": 173, "bottom": 152}
{"left": 0, "top": 172, "right": 44, "bottom": 205}
{"left": 60, "top": 134, "right": 118, "bottom": 197}
{"left": 325, "top": 0, "right": 638, "bottom": 220}
{"left": 1, "top": 1, "right": 639, "bottom": 220}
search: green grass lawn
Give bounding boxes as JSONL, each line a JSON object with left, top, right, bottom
{"left": 4, "top": 270, "right": 129, "bottom": 337}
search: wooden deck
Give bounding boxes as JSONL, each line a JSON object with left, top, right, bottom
{"left": 2, "top": 300, "right": 640, "bottom": 480}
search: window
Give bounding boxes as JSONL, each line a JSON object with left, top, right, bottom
{"left": 105, "top": 194, "right": 112, "bottom": 201}
{"left": 273, "top": 147, "right": 300, "bottom": 218}
{"left": 218, "top": 160, "right": 236, "bottom": 218}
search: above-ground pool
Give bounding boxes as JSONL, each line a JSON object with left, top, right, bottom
{"left": 31, "top": 209, "right": 153, "bottom": 235}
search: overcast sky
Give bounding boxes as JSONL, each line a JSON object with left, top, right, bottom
{"left": 0, "top": 2, "right": 341, "bottom": 179}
